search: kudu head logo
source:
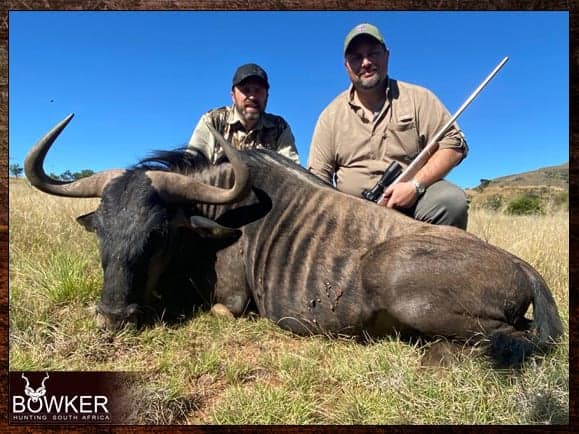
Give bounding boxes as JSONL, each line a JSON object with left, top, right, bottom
{"left": 21, "top": 373, "right": 49, "bottom": 402}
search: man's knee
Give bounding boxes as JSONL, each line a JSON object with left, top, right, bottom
{"left": 415, "top": 181, "right": 469, "bottom": 229}
{"left": 440, "top": 192, "right": 468, "bottom": 229}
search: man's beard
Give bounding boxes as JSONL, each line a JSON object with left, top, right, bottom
{"left": 242, "top": 109, "right": 262, "bottom": 121}
{"left": 236, "top": 102, "right": 264, "bottom": 123}
{"left": 357, "top": 72, "right": 383, "bottom": 90}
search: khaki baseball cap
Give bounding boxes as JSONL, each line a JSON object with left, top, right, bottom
{"left": 343, "top": 23, "right": 386, "bottom": 54}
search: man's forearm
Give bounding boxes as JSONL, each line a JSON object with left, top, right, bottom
{"left": 413, "top": 148, "right": 464, "bottom": 187}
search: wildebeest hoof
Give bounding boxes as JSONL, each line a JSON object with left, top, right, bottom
{"left": 210, "top": 303, "right": 235, "bottom": 319}
{"left": 95, "top": 311, "right": 109, "bottom": 329}
{"left": 420, "top": 340, "right": 462, "bottom": 368}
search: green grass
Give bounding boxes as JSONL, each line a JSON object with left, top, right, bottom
{"left": 8, "top": 179, "right": 569, "bottom": 425}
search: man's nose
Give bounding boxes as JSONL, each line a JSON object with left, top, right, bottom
{"left": 361, "top": 56, "right": 373, "bottom": 67}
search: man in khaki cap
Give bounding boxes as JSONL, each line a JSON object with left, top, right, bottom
{"left": 189, "top": 63, "right": 299, "bottom": 164}
{"left": 307, "top": 23, "right": 469, "bottom": 229}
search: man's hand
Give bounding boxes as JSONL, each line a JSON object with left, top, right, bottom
{"left": 378, "top": 181, "right": 418, "bottom": 209}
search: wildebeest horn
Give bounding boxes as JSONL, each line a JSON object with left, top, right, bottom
{"left": 145, "top": 122, "right": 251, "bottom": 205}
{"left": 24, "top": 113, "right": 124, "bottom": 197}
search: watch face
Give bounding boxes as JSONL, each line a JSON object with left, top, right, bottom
{"left": 413, "top": 180, "right": 425, "bottom": 195}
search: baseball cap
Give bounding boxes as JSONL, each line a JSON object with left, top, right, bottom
{"left": 232, "top": 63, "right": 270, "bottom": 89}
{"left": 343, "top": 23, "right": 386, "bottom": 54}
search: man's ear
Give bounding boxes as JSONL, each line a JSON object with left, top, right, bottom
{"left": 183, "top": 215, "right": 241, "bottom": 239}
{"left": 76, "top": 212, "right": 98, "bottom": 233}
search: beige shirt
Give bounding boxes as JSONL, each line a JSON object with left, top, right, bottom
{"left": 307, "top": 78, "right": 468, "bottom": 197}
{"left": 188, "top": 105, "right": 300, "bottom": 164}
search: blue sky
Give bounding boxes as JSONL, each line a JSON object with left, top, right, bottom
{"left": 9, "top": 11, "right": 569, "bottom": 188}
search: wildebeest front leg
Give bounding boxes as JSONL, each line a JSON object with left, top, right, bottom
{"left": 211, "top": 246, "right": 252, "bottom": 318}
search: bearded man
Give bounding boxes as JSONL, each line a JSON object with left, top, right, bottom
{"left": 188, "top": 63, "right": 299, "bottom": 164}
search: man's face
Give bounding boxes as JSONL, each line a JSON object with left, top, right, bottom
{"left": 231, "top": 78, "right": 269, "bottom": 124}
{"left": 345, "top": 36, "right": 389, "bottom": 91}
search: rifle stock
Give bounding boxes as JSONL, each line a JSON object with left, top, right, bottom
{"left": 376, "top": 56, "right": 509, "bottom": 205}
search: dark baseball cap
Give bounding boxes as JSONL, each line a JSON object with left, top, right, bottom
{"left": 232, "top": 63, "right": 270, "bottom": 89}
{"left": 343, "top": 23, "right": 386, "bottom": 54}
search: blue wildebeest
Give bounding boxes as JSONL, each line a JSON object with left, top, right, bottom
{"left": 25, "top": 114, "right": 563, "bottom": 367}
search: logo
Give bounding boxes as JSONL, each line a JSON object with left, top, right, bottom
{"left": 22, "top": 373, "right": 49, "bottom": 403}
{"left": 10, "top": 372, "right": 134, "bottom": 425}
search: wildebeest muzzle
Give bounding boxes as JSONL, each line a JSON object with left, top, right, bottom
{"left": 95, "top": 302, "right": 141, "bottom": 331}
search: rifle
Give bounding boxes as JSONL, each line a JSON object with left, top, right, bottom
{"left": 361, "top": 56, "right": 509, "bottom": 204}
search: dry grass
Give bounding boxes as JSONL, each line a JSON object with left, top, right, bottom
{"left": 8, "top": 178, "right": 569, "bottom": 425}
{"left": 467, "top": 210, "right": 568, "bottom": 318}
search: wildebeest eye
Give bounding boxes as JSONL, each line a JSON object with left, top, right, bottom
{"left": 146, "top": 228, "right": 175, "bottom": 259}
{"left": 147, "top": 230, "right": 165, "bottom": 249}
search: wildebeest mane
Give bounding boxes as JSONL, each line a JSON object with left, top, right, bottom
{"left": 133, "top": 147, "right": 211, "bottom": 174}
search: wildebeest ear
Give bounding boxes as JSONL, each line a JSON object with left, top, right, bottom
{"left": 76, "top": 212, "right": 98, "bottom": 232}
{"left": 186, "top": 216, "right": 241, "bottom": 239}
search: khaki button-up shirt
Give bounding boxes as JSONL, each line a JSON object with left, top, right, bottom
{"left": 188, "top": 105, "right": 300, "bottom": 164}
{"left": 307, "top": 78, "right": 468, "bottom": 197}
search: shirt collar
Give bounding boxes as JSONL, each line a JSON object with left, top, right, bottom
{"left": 228, "top": 105, "right": 272, "bottom": 130}
{"left": 347, "top": 76, "right": 391, "bottom": 108}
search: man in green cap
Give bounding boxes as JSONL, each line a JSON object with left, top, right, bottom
{"left": 307, "top": 23, "right": 469, "bottom": 229}
{"left": 188, "top": 63, "right": 299, "bottom": 164}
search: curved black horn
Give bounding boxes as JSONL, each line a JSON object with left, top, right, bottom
{"left": 146, "top": 122, "right": 251, "bottom": 204}
{"left": 24, "top": 113, "right": 124, "bottom": 198}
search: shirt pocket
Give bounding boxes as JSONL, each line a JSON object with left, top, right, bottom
{"left": 382, "top": 117, "right": 421, "bottom": 163}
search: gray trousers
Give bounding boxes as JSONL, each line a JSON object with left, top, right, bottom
{"left": 400, "top": 180, "right": 469, "bottom": 230}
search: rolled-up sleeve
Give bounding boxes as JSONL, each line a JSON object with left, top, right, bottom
{"left": 307, "top": 111, "right": 336, "bottom": 185}
{"left": 418, "top": 89, "right": 469, "bottom": 163}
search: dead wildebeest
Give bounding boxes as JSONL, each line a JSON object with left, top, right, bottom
{"left": 25, "top": 114, "right": 563, "bottom": 368}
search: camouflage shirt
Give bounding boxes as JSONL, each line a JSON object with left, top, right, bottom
{"left": 188, "top": 105, "right": 300, "bottom": 164}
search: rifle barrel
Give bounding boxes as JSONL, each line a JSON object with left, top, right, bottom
{"left": 381, "top": 56, "right": 509, "bottom": 195}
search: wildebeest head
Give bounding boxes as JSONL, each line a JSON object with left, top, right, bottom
{"left": 25, "top": 114, "right": 250, "bottom": 330}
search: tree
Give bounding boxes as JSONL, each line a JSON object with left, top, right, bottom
{"left": 59, "top": 170, "right": 75, "bottom": 181}
{"left": 479, "top": 179, "right": 491, "bottom": 188}
{"left": 28, "top": 168, "right": 96, "bottom": 181}
{"left": 72, "top": 169, "right": 95, "bottom": 179}
{"left": 9, "top": 163, "right": 23, "bottom": 178}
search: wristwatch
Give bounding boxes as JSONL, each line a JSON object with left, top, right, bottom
{"left": 411, "top": 179, "right": 426, "bottom": 197}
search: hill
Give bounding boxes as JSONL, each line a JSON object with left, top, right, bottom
{"left": 465, "top": 162, "right": 568, "bottom": 213}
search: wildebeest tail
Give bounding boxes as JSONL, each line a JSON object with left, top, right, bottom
{"left": 488, "top": 261, "right": 563, "bottom": 368}
{"left": 522, "top": 262, "right": 564, "bottom": 347}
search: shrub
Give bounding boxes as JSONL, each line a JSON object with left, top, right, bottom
{"left": 506, "top": 194, "right": 544, "bottom": 215}
{"left": 483, "top": 195, "right": 503, "bottom": 211}
{"left": 552, "top": 191, "right": 568, "bottom": 211}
